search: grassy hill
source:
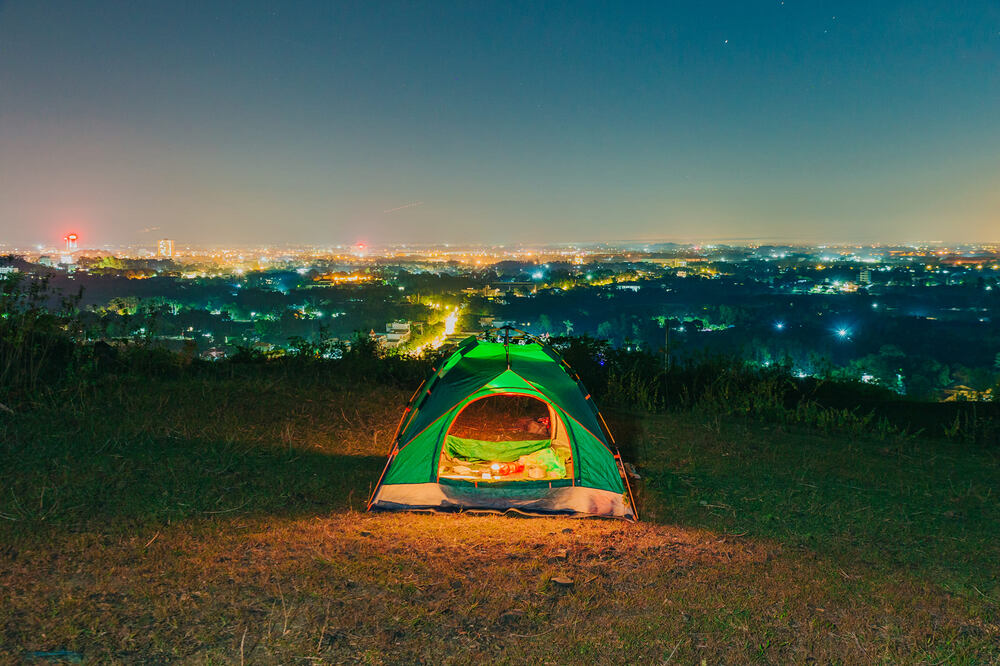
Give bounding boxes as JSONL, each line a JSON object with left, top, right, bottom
{"left": 1, "top": 365, "right": 998, "bottom": 663}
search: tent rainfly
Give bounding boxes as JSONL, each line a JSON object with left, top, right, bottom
{"left": 368, "top": 335, "right": 637, "bottom": 519}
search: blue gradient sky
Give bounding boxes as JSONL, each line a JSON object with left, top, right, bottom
{"left": 1, "top": 1, "right": 998, "bottom": 246}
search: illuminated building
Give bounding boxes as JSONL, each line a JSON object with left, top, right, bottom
{"left": 158, "top": 239, "right": 175, "bottom": 258}
{"left": 384, "top": 321, "right": 412, "bottom": 347}
{"left": 64, "top": 233, "right": 78, "bottom": 251}
{"left": 859, "top": 267, "right": 872, "bottom": 285}
{"left": 311, "top": 272, "right": 373, "bottom": 286}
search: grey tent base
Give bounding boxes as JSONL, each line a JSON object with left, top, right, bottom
{"left": 370, "top": 482, "right": 635, "bottom": 520}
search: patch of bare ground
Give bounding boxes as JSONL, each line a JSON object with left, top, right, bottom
{"left": 3, "top": 512, "right": 996, "bottom": 664}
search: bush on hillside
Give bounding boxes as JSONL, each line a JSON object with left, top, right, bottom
{"left": 0, "top": 274, "right": 85, "bottom": 402}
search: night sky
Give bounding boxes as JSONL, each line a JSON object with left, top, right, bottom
{"left": 1, "top": 1, "right": 998, "bottom": 247}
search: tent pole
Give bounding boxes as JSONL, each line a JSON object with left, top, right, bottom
{"left": 367, "top": 372, "right": 432, "bottom": 510}
{"left": 503, "top": 325, "right": 511, "bottom": 369}
{"left": 597, "top": 409, "right": 640, "bottom": 521}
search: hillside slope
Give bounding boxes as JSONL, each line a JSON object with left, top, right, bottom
{"left": 1, "top": 370, "right": 998, "bottom": 663}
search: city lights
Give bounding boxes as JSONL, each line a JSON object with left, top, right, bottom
{"left": 6, "top": 232, "right": 997, "bottom": 381}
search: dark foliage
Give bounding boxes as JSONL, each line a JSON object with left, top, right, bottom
{"left": 549, "top": 335, "right": 999, "bottom": 445}
{"left": 2, "top": 274, "right": 995, "bottom": 445}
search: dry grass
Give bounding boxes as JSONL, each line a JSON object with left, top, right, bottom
{"left": 1, "top": 367, "right": 999, "bottom": 663}
{"left": 4, "top": 513, "right": 995, "bottom": 663}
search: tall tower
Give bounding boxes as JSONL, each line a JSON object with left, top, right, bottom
{"left": 859, "top": 267, "right": 872, "bottom": 285}
{"left": 64, "top": 233, "right": 78, "bottom": 251}
{"left": 157, "top": 239, "right": 175, "bottom": 258}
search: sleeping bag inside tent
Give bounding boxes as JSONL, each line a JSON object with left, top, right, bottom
{"left": 368, "top": 337, "right": 637, "bottom": 519}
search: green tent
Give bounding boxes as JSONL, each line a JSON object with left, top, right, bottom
{"left": 368, "top": 336, "right": 637, "bottom": 519}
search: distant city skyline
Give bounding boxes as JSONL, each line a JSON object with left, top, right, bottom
{"left": 4, "top": 232, "right": 1000, "bottom": 253}
{"left": 8, "top": 235, "right": 999, "bottom": 257}
{"left": 1, "top": 1, "right": 998, "bottom": 247}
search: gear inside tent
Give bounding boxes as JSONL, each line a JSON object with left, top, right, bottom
{"left": 368, "top": 330, "right": 637, "bottom": 519}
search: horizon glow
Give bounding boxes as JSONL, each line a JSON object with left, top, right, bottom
{"left": 1, "top": 1, "right": 999, "bottom": 247}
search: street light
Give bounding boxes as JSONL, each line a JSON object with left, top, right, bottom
{"left": 836, "top": 328, "right": 849, "bottom": 339}
{"left": 774, "top": 322, "right": 785, "bottom": 331}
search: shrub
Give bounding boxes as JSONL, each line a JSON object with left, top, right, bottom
{"left": 0, "top": 274, "right": 85, "bottom": 403}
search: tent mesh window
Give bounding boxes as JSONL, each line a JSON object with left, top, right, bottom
{"left": 438, "top": 395, "right": 574, "bottom": 483}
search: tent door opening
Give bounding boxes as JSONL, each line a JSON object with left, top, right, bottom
{"left": 437, "top": 394, "right": 575, "bottom": 483}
